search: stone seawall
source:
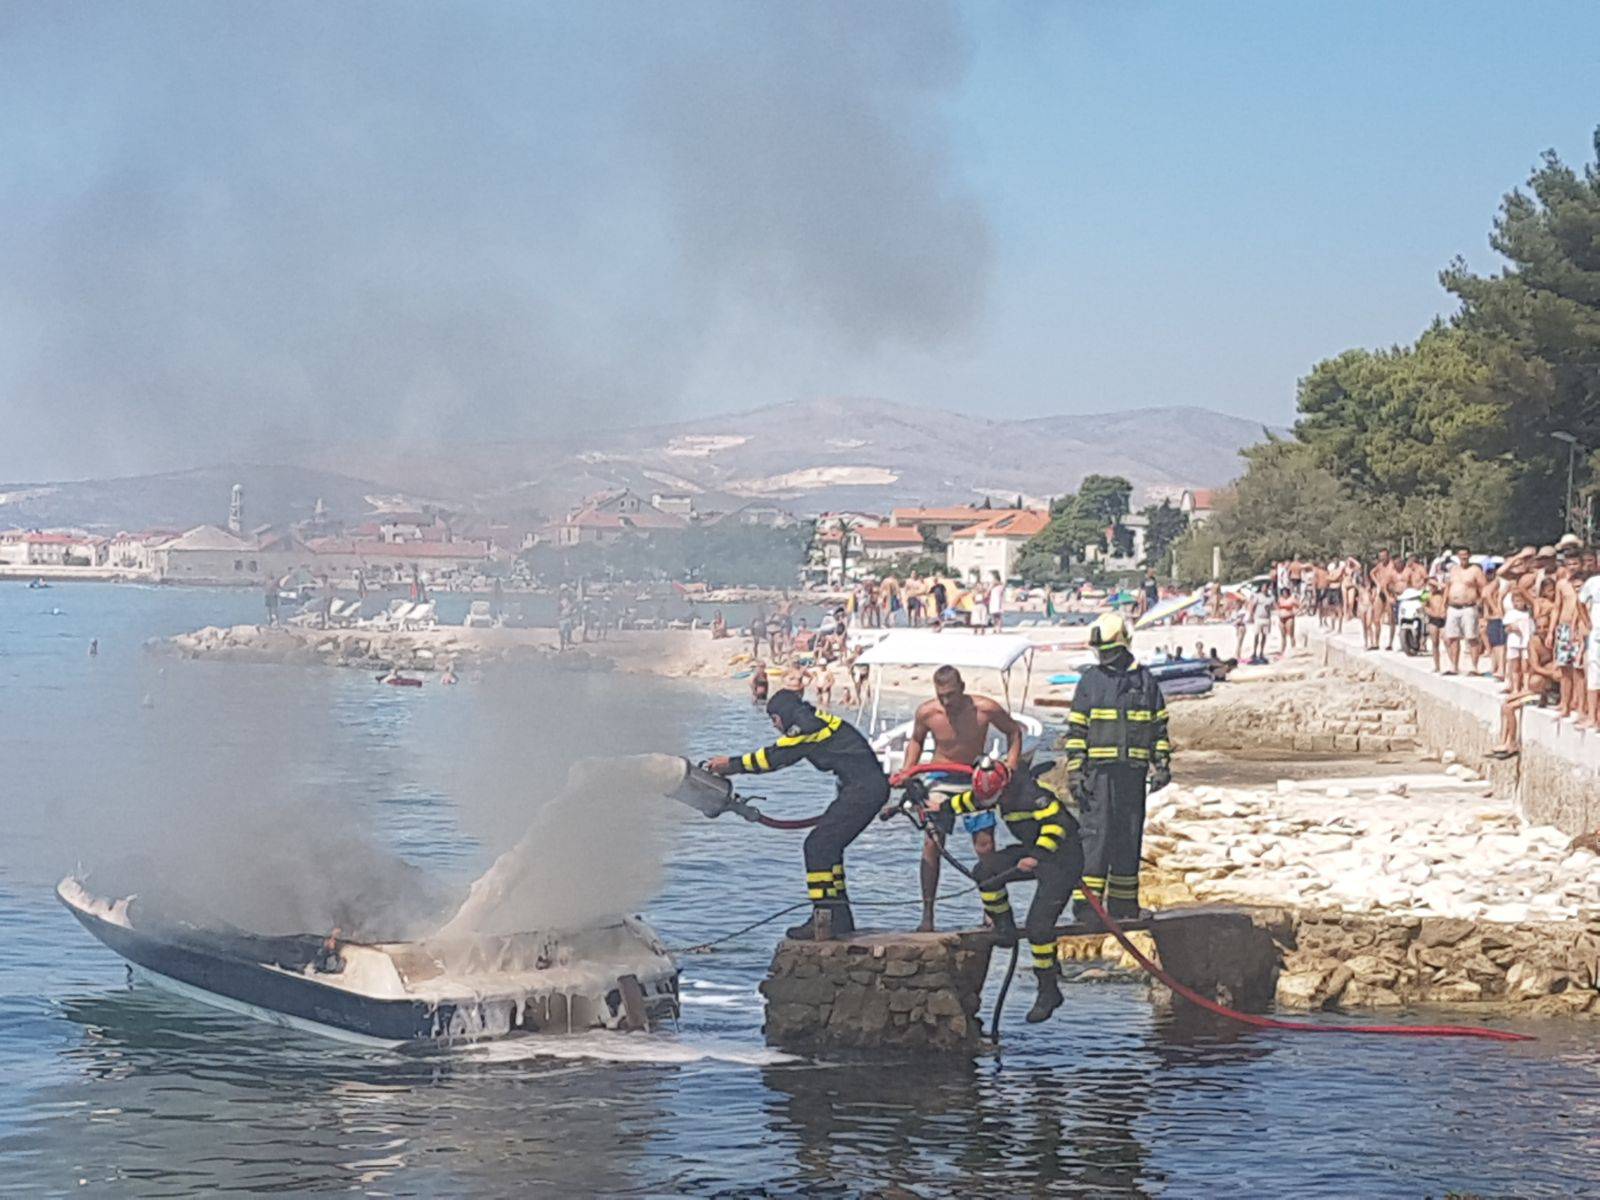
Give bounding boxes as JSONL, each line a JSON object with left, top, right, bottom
{"left": 1170, "top": 664, "right": 1419, "bottom": 755}
{"left": 1316, "top": 635, "right": 1600, "bottom": 836}
{"left": 1276, "top": 910, "right": 1600, "bottom": 1015}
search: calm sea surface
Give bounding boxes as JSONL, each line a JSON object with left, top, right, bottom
{"left": 1, "top": 584, "right": 1597, "bottom": 1196}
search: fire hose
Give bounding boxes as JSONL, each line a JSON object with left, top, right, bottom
{"left": 883, "top": 761, "right": 1533, "bottom": 1044}
{"left": 682, "top": 756, "right": 1532, "bottom": 1042}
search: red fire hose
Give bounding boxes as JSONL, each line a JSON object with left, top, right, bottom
{"left": 881, "top": 760, "right": 1533, "bottom": 1043}
{"left": 1073, "top": 885, "right": 1532, "bottom": 1042}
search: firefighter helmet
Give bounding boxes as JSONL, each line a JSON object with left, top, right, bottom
{"left": 1087, "top": 611, "right": 1131, "bottom": 652}
{"left": 971, "top": 755, "right": 1011, "bottom": 802}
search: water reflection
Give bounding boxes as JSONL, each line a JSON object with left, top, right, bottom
{"left": 27, "top": 985, "right": 667, "bottom": 1195}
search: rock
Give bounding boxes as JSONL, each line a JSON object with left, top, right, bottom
{"left": 1506, "top": 961, "right": 1567, "bottom": 999}
{"left": 1430, "top": 978, "right": 1483, "bottom": 1003}
{"left": 1418, "top": 918, "right": 1476, "bottom": 948}
{"left": 1276, "top": 968, "right": 1332, "bottom": 1009}
{"left": 1341, "top": 980, "right": 1404, "bottom": 1007}
{"left": 883, "top": 959, "right": 918, "bottom": 977}
{"left": 1345, "top": 954, "right": 1399, "bottom": 986}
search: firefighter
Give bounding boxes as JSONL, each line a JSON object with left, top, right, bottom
{"left": 1063, "top": 612, "right": 1171, "bottom": 924}
{"left": 945, "top": 756, "right": 1083, "bottom": 1023}
{"left": 707, "top": 689, "right": 889, "bottom": 940}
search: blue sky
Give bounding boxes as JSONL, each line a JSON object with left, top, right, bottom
{"left": 897, "top": 0, "right": 1600, "bottom": 425}
{"left": 1, "top": 1, "right": 1596, "bottom": 479}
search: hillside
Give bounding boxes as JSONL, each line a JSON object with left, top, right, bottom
{"left": 0, "top": 399, "right": 1276, "bottom": 532}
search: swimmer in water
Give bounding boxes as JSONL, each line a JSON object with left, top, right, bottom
{"left": 88, "top": 639, "right": 98, "bottom": 657}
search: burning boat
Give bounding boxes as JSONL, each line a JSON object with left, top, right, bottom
{"left": 58, "top": 876, "right": 680, "bottom": 1046}
{"left": 53, "top": 754, "right": 728, "bottom": 1046}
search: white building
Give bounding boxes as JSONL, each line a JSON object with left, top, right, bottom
{"left": 947, "top": 510, "right": 1049, "bottom": 582}
{"left": 150, "top": 525, "right": 261, "bottom": 582}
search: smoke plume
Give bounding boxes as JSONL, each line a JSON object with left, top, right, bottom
{"left": 0, "top": 1, "right": 989, "bottom": 481}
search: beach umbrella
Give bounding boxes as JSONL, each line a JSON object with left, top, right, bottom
{"left": 1134, "top": 587, "right": 1207, "bottom": 629}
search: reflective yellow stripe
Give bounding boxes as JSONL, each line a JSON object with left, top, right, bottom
{"left": 1126, "top": 710, "right": 1152, "bottom": 721}
{"left": 1064, "top": 738, "right": 1088, "bottom": 751}
{"left": 1154, "top": 740, "right": 1172, "bottom": 753}
{"left": 1080, "top": 876, "right": 1106, "bottom": 889}
{"left": 1036, "top": 835, "right": 1058, "bottom": 852}
{"left": 740, "top": 752, "right": 758, "bottom": 771}
{"left": 806, "top": 870, "right": 835, "bottom": 882}
{"left": 1067, "top": 711, "right": 1089, "bottom": 727}
{"left": 1089, "top": 708, "right": 1119, "bottom": 721}
{"left": 1128, "top": 746, "right": 1150, "bottom": 760}
{"left": 1155, "top": 709, "right": 1169, "bottom": 721}
{"left": 1087, "top": 746, "right": 1119, "bottom": 758}
{"left": 1038, "top": 823, "right": 1066, "bottom": 838}
{"left": 808, "top": 888, "right": 827, "bottom": 899}
{"left": 776, "top": 714, "right": 842, "bottom": 746}
{"left": 951, "top": 791, "right": 976, "bottom": 814}
{"left": 755, "top": 747, "right": 772, "bottom": 771}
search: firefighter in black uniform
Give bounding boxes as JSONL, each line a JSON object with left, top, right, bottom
{"left": 945, "top": 756, "right": 1083, "bottom": 1022}
{"left": 707, "top": 688, "right": 889, "bottom": 940}
{"left": 1064, "top": 612, "right": 1171, "bottom": 924}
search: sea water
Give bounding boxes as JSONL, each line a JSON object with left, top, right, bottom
{"left": 2, "top": 583, "right": 1599, "bottom": 1196}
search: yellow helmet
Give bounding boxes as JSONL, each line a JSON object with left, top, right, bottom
{"left": 1088, "top": 611, "right": 1131, "bottom": 651}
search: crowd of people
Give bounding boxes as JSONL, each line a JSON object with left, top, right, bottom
{"left": 1225, "top": 536, "right": 1600, "bottom": 757}
{"left": 839, "top": 572, "right": 1011, "bottom": 633}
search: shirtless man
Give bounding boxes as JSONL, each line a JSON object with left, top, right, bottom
{"left": 1367, "top": 550, "right": 1395, "bottom": 650}
{"left": 1442, "top": 548, "right": 1486, "bottom": 675}
{"left": 1481, "top": 561, "right": 1507, "bottom": 682}
{"left": 1553, "top": 558, "right": 1584, "bottom": 719}
{"left": 901, "top": 665, "right": 1023, "bottom": 932}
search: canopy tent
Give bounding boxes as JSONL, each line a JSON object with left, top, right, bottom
{"left": 855, "top": 631, "right": 1035, "bottom": 672}
{"left": 855, "top": 631, "right": 1037, "bottom": 736}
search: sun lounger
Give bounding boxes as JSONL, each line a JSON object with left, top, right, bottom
{"left": 403, "top": 601, "right": 437, "bottom": 630}
{"left": 463, "top": 600, "right": 495, "bottom": 629}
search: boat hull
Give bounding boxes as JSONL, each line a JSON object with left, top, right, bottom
{"left": 59, "top": 879, "right": 680, "bottom": 1046}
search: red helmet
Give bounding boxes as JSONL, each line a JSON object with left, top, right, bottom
{"left": 971, "top": 756, "right": 1011, "bottom": 803}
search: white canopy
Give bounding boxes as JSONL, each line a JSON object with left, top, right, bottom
{"left": 855, "top": 630, "right": 1035, "bottom": 672}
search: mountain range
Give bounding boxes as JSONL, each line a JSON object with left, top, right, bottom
{"left": 0, "top": 398, "right": 1278, "bottom": 532}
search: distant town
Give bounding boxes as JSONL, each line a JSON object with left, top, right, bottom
{"left": 0, "top": 480, "right": 1216, "bottom": 590}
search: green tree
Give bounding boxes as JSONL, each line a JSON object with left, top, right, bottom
{"left": 1141, "top": 500, "right": 1189, "bottom": 568}
{"left": 1076, "top": 474, "right": 1133, "bottom": 530}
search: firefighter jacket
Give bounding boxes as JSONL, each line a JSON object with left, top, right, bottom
{"left": 727, "top": 707, "right": 887, "bottom": 788}
{"left": 950, "top": 770, "right": 1079, "bottom": 856}
{"left": 1063, "top": 654, "right": 1171, "bottom": 772}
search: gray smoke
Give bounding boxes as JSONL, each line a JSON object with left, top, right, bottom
{"left": 35, "top": 658, "right": 695, "bottom": 944}
{"left": 0, "top": 1, "right": 989, "bottom": 481}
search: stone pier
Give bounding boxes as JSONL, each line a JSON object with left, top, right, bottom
{"left": 760, "top": 909, "right": 1290, "bottom": 1053}
{"left": 760, "top": 931, "right": 995, "bottom": 1052}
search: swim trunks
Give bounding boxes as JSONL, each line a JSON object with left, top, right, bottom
{"left": 1556, "top": 621, "right": 1579, "bottom": 667}
{"left": 1486, "top": 618, "right": 1505, "bottom": 648}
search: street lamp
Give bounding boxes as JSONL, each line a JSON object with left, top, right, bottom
{"left": 1552, "top": 431, "right": 1579, "bottom": 534}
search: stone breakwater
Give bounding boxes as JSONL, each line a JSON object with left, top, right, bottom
{"left": 760, "top": 932, "right": 994, "bottom": 1052}
{"left": 1273, "top": 910, "right": 1600, "bottom": 1014}
{"left": 161, "top": 623, "right": 604, "bottom": 673}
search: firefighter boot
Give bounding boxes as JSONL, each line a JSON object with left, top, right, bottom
{"left": 1026, "top": 969, "right": 1064, "bottom": 1023}
{"left": 1024, "top": 966, "right": 1062, "bottom": 1024}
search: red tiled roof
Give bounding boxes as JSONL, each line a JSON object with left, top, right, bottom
{"left": 1188, "top": 488, "right": 1216, "bottom": 509}
{"left": 857, "top": 526, "right": 926, "bottom": 545}
{"left": 950, "top": 510, "right": 1050, "bottom": 539}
